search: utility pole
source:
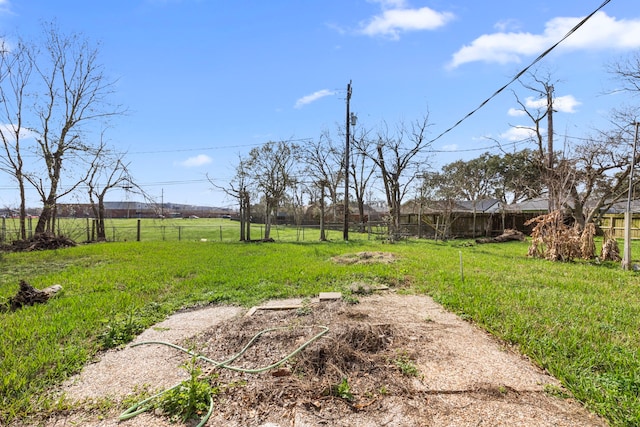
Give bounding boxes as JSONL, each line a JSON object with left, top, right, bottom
{"left": 622, "top": 122, "right": 640, "bottom": 270}
{"left": 546, "top": 84, "right": 555, "bottom": 212}
{"left": 343, "top": 80, "right": 352, "bottom": 241}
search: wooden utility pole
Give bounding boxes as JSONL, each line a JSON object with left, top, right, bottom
{"left": 343, "top": 81, "right": 352, "bottom": 241}
{"left": 622, "top": 122, "right": 640, "bottom": 270}
{"left": 546, "top": 84, "right": 556, "bottom": 212}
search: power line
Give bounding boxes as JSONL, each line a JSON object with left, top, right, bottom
{"left": 122, "top": 1, "right": 612, "bottom": 159}
{"left": 428, "top": 0, "right": 612, "bottom": 146}
{"left": 427, "top": 137, "right": 531, "bottom": 154}
{"left": 0, "top": 131, "right": 603, "bottom": 193}
{"left": 123, "top": 137, "right": 314, "bottom": 156}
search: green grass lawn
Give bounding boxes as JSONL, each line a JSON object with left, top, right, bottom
{"left": 1, "top": 236, "right": 639, "bottom": 425}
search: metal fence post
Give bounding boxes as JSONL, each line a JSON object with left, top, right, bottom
{"left": 137, "top": 219, "right": 141, "bottom": 242}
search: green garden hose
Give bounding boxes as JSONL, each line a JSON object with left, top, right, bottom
{"left": 118, "top": 325, "right": 329, "bottom": 425}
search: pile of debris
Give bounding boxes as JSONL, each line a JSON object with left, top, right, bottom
{"left": 1, "top": 233, "right": 76, "bottom": 252}
{"left": 0, "top": 280, "right": 62, "bottom": 312}
{"left": 475, "top": 229, "right": 526, "bottom": 244}
{"left": 526, "top": 211, "right": 599, "bottom": 261}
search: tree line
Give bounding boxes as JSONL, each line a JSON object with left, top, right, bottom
{"left": 1, "top": 24, "right": 639, "bottom": 243}
{"left": 219, "top": 60, "right": 640, "bottom": 241}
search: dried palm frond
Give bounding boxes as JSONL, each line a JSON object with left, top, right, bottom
{"left": 525, "top": 211, "right": 583, "bottom": 262}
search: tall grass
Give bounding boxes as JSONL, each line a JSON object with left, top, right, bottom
{"left": 1, "top": 237, "right": 639, "bottom": 425}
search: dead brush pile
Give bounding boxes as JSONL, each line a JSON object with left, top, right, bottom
{"left": 1, "top": 232, "right": 76, "bottom": 252}
{"left": 526, "top": 211, "right": 596, "bottom": 261}
{"left": 189, "top": 302, "right": 420, "bottom": 424}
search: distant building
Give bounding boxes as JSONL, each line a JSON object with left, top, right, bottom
{"left": 56, "top": 202, "right": 235, "bottom": 219}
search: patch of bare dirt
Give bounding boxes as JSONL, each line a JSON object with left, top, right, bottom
{"left": 331, "top": 251, "right": 397, "bottom": 265}
{"left": 32, "top": 293, "right": 607, "bottom": 427}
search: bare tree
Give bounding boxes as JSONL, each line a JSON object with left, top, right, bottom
{"left": 357, "top": 115, "right": 432, "bottom": 239}
{"left": 0, "top": 40, "right": 32, "bottom": 239}
{"left": 350, "top": 127, "right": 376, "bottom": 232}
{"left": 85, "top": 144, "right": 135, "bottom": 241}
{"left": 286, "top": 179, "right": 306, "bottom": 240}
{"left": 419, "top": 171, "right": 459, "bottom": 240}
{"left": 210, "top": 155, "right": 252, "bottom": 241}
{"left": 512, "top": 72, "right": 561, "bottom": 211}
{"left": 317, "top": 130, "right": 344, "bottom": 223}
{"left": 554, "top": 50, "right": 640, "bottom": 226}
{"left": 302, "top": 133, "right": 342, "bottom": 241}
{"left": 22, "top": 24, "right": 121, "bottom": 235}
{"left": 570, "top": 112, "right": 640, "bottom": 225}
{"left": 245, "top": 140, "right": 299, "bottom": 240}
{"left": 607, "top": 50, "right": 640, "bottom": 95}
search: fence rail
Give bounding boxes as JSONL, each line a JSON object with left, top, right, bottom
{"left": 5, "top": 214, "right": 640, "bottom": 244}
{"left": 0, "top": 217, "right": 385, "bottom": 243}
{"left": 598, "top": 214, "right": 640, "bottom": 239}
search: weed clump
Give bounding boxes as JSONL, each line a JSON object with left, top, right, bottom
{"left": 99, "top": 304, "right": 167, "bottom": 349}
{"left": 154, "top": 356, "right": 217, "bottom": 423}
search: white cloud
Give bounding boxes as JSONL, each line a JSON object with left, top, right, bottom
{"left": 367, "top": 0, "right": 407, "bottom": 8}
{"left": 0, "top": 123, "right": 37, "bottom": 140}
{"left": 449, "top": 11, "right": 640, "bottom": 68}
{"left": 500, "top": 126, "right": 542, "bottom": 141}
{"left": 507, "top": 108, "right": 526, "bottom": 117}
{"left": 551, "top": 94, "right": 581, "bottom": 113}
{"left": 178, "top": 154, "right": 212, "bottom": 168}
{"left": 440, "top": 144, "right": 458, "bottom": 151}
{"left": 523, "top": 97, "right": 547, "bottom": 110}
{"left": 294, "top": 89, "right": 335, "bottom": 109}
{"left": 359, "top": 3, "right": 454, "bottom": 40}
{"left": 494, "top": 19, "right": 521, "bottom": 32}
{"left": 522, "top": 94, "right": 581, "bottom": 113}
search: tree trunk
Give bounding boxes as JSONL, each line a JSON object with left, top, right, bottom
{"left": 357, "top": 199, "right": 365, "bottom": 232}
{"left": 35, "top": 200, "right": 54, "bottom": 234}
{"left": 96, "top": 198, "right": 106, "bottom": 240}
{"left": 36, "top": 165, "right": 61, "bottom": 234}
{"left": 18, "top": 178, "right": 27, "bottom": 240}
{"left": 377, "top": 145, "right": 397, "bottom": 239}
{"left": 239, "top": 194, "right": 246, "bottom": 242}
{"left": 245, "top": 195, "right": 251, "bottom": 241}
{"left": 569, "top": 184, "right": 586, "bottom": 230}
{"left": 319, "top": 185, "right": 327, "bottom": 241}
{"left": 264, "top": 204, "right": 273, "bottom": 240}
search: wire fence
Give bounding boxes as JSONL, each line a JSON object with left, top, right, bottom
{"left": 0, "top": 217, "right": 387, "bottom": 243}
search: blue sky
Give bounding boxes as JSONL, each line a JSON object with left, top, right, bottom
{"left": 0, "top": 0, "right": 639, "bottom": 209}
